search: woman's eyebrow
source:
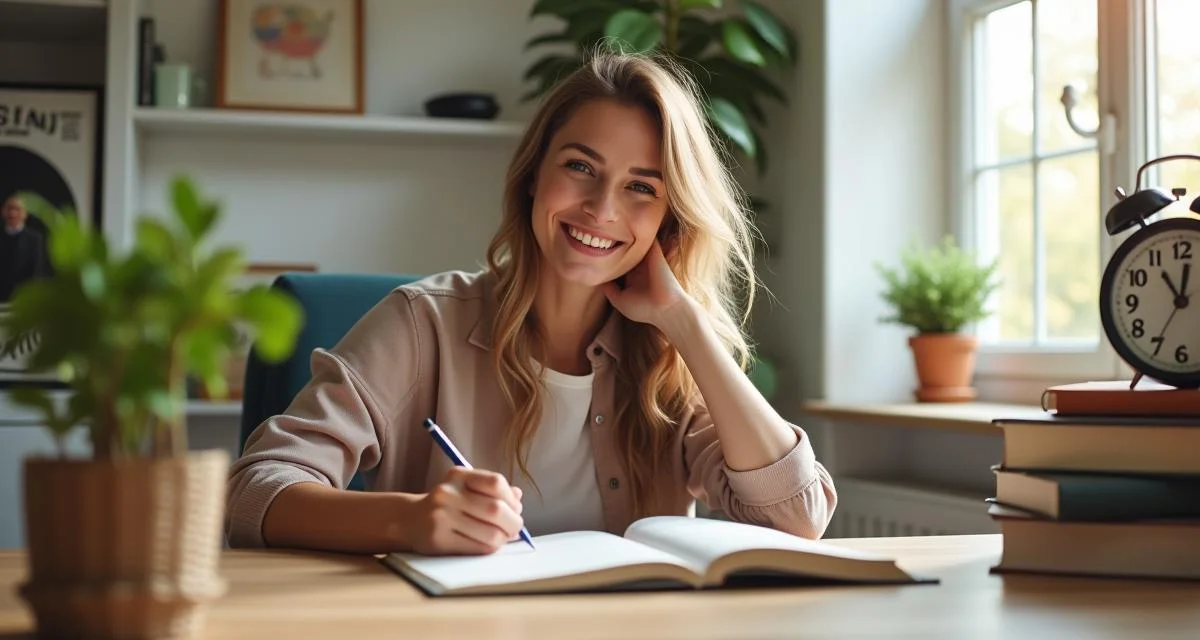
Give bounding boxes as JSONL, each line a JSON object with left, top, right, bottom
{"left": 560, "top": 142, "right": 663, "bottom": 180}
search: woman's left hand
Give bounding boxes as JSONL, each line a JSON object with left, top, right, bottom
{"left": 602, "top": 240, "right": 692, "bottom": 329}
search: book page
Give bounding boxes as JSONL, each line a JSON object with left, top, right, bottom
{"left": 386, "top": 530, "right": 700, "bottom": 594}
{"left": 624, "top": 516, "right": 908, "bottom": 582}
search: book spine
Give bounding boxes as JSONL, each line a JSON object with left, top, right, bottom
{"left": 1055, "top": 476, "right": 1200, "bottom": 521}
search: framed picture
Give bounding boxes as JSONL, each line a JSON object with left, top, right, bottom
{"left": 0, "top": 83, "right": 103, "bottom": 388}
{"left": 216, "top": 0, "right": 365, "bottom": 113}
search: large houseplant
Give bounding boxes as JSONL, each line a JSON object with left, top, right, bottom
{"left": 3, "top": 177, "right": 302, "bottom": 638}
{"left": 522, "top": 0, "right": 796, "bottom": 176}
{"left": 875, "top": 236, "right": 1000, "bottom": 402}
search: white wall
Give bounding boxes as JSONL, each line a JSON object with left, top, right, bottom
{"left": 138, "top": 0, "right": 561, "bottom": 274}
{"left": 751, "top": 0, "right": 948, "bottom": 409}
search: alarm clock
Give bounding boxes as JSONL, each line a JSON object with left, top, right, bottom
{"left": 1099, "top": 153, "right": 1200, "bottom": 389}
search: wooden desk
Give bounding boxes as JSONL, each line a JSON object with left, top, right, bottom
{"left": 2, "top": 535, "right": 1199, "bottom": 638}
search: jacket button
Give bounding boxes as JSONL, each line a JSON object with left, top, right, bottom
{"left": 593, "top": 414, "right": 604, "bottom": 424}
{"left": 609, "top": 478, "right": 620, "bottom": 490}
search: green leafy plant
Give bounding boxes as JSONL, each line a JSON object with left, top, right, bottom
{"left": 522, "top": 0, "right": 796, "bottom": 175}
{"left": 1, "top": 177, "right": 303, "bottom": 459}
{"left": 874, "top": 236, "right": 1001, "bottom": 334}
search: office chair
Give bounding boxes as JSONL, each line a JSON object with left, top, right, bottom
{"left": 238, "top": 272, "right": 421, "bottom": 490}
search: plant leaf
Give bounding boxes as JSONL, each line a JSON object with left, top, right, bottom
{"left": 135, "top": 219, "right": 177, "bottom": 262}
{"left": 522, "top": 54, "right": 578, "bottom": 82}
{"left": 677, "top": 15, "right": 714, "bottom": 58}
{"left": 524, "top": 31, "right": 572, "bottom": 50}
{"left": 741, "top": 0, "right": 792, "bottom": 59}
{"left": 604, "top": 9, "right": 663, "bottom": 53}
{"left": 721, "top": 20, "right": 766, "bottom": 66}
{"left": 237, "top": 288, "right": 303, "bottom": 363}
{"left": 703, "top": 57, "right": 787, "bottom": 104}
{"left": 171, "top": 176, "right": 202, "bottom": 232}
{"left": 706, "top": 97, "right": 756, "bottom": 158}
{"left": 681, "top": 0, "right": 721, "bottom": 9}
{"left": 529, "top": 0, "right": 584, "bottom": 18}
{"left": 46, "top": 215, "right": 89, "bottom": 271}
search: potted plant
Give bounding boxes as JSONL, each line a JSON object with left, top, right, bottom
{"left": 874, "top": 236, "right": 1000, "bottom": 402}
{"left": 522, "top": 0, "right": 796, "bottom": 177}
{"left": 2, "top": 177, "right": 302, "bottom": 638}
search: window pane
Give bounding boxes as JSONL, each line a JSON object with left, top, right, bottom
{"left": 979, "top": 2, "right": 1033, "bottom": 164}
{"left": 1155, "top": 0, "right": 1200, "bottom": 191}
{"left": 978, "top": 164, "right": 1034, "bottom": 343}
{"left": 1037, "top": 0, "right": 1098, "bottom": 154}
{"left": 1042, "top": 151, "right": 1099, "bottom": 341}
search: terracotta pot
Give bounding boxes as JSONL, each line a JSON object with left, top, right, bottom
{"left": 908, "top": 333, "right": 979, "bottom": 402}
{"left": 18, "top": 450, "right": 230, "bottom": 639}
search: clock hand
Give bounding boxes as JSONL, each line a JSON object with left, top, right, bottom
{"left": 1181, "top": 263, "right": 1190, "bottom": 299}
{"left": 1162, "top": 270, "right": 1183, "bottom": 299}
{"left": 1155, "top": 305, "right": 1179, "bottom": 344}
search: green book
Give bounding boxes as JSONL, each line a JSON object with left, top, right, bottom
{"left": 993, "top": 468, "right": 1200, "bottom": 521}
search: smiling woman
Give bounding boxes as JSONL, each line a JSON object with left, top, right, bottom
{"left": 225, "top": 49, "right": 837, "bottom": 558}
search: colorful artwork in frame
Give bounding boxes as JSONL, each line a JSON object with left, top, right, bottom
{"left": 217, "top": 0, "right": 364, "bottom": 113}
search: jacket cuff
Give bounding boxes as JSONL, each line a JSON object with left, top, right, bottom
{"left": 227, "top": 465, "right": 325, "bottom": 548}
{"left": 723, "top": 425, "right": 817, "bottom": 507}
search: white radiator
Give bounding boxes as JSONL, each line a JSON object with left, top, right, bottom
{"left": 825, "top": 477, "right": 999, "bottom": 538}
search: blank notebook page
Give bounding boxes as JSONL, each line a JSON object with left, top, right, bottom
{"left": 391, "top": 530, "right": 697, "bottom": 591}
{"left": 625, "top": 516, "right": 894, "bottom": 568}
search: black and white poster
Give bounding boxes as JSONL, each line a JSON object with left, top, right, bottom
{"left": 0, "top": 83, "right": 103, "bottom": 386}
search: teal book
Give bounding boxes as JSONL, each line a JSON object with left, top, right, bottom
{"left": 993, "top": 468, "right": 1200, "bottom": 521}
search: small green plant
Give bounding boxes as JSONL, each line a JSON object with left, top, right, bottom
{"left": 522, "top": 0, "right": 796, "bottom": 175}
{"left": 1, "top": 177, "right": 303, "bottom": 459}
{"left": 874, "top": 236, "right": 1001, "bottom": 334}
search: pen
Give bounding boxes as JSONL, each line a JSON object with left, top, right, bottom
{"left": 423, "top": 417, "right": 536, "bottom": 549}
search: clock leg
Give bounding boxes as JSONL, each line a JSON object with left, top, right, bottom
{"left": 1129, "top": 371, "right": 1144, "bottom": 390}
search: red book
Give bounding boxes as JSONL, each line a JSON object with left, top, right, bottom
{"left": 1042, "top": 380, "right": 1200, "bottom": 417}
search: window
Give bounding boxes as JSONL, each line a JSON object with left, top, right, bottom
{"left": 950, "top": 0, "right": 1200, "bottom": 391}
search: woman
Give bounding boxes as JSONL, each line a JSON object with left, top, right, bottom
{"left": 226, "top": 51, "right": 837, "bottom": 556}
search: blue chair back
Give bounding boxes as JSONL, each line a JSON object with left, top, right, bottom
{"left": 238, "top": 272, "right": 421, "bottom": 490}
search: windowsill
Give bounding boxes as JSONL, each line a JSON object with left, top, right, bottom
{"left": 800, "top": 400, "right": 1046, "bottom": 437}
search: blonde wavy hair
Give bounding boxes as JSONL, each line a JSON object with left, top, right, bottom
{"left": 485, "top": 49, "right": 759, "bottom": 518}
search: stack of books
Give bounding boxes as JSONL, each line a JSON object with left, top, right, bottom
{"left": 988, "top": 380, "right": 1200, "bottom": 580}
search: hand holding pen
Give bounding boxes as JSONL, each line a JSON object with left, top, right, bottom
{"left": 411, "top": 418, "right": 535, "bottom": 555}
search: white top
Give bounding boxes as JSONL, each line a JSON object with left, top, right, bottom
{"left": 514, "top": 364, "right": 606, "bottom": 535}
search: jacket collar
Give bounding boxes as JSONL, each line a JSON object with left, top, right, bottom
{"left": 468, "top": 271, "right": 624, "bottom": 364}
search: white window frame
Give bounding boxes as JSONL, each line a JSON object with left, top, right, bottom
{"left": 947, "top": 0, "right": 1151, "bottom": 399}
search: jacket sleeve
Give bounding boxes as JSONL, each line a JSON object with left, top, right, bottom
{"left": 224, "top": 291, "right": 421, "bottom": 548}
{"left": 680, "top": 400, "right": 838, "bottom": 539}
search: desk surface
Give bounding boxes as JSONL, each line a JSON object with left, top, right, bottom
{"left": 3, "top": 534, "right": 1199, "bottom": 639}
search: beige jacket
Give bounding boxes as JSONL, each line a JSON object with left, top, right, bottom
{"left": 226, "top": 270, "right": 837, "bottom": 548}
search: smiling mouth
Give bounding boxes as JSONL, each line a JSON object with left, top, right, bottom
{"left": 562, "top": 223, "right": 623, "bottom": 255}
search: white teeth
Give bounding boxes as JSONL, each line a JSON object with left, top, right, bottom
{"left": 567, "top": 225, "right": 615, "bottom": 250}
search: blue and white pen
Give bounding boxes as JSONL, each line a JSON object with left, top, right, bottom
{"left": 423, "top": 417, "right": 535, "bottom": 549}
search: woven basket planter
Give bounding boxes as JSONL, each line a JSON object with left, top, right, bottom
{"left": 18, "top": 449, "right": 230, "bottom": 639}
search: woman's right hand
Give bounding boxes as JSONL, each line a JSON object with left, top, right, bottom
{"left": 409, "top": 467, "right": 526, "bottom": 555}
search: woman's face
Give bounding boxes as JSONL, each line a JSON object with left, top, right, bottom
{"left": 530, "top": 98, "right": 670, "bottom": 289}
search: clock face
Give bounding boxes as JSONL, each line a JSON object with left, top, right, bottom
{"left": 1101, "top": 217, "right": 1200, "bottom": 386}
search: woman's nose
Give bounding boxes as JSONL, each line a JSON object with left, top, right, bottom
{"left": 584, "top": 187, "right": 618, "bottom": 223}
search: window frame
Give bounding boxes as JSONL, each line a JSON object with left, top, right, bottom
{"left": 947, "top": 0, "right": 1150, "bottom": 399}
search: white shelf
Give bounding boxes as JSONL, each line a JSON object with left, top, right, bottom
{"left": 133, "top": 108, "right": 527, "bottom": 143}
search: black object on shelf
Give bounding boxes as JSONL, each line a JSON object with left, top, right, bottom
{"left": 423, "top": 93, "right": 499, "bottom": 120}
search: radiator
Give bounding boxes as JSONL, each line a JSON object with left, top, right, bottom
{"left": 824, "top": 477, "right": 999, "bottom": 538}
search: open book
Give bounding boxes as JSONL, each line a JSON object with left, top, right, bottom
{"left": 381, "top": 516, "right": 930, "bottom": 596}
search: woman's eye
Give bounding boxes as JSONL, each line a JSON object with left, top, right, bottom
{"left": 629, "top": 182, "right": 657, "bottom": 196}
{"left": 566, "top": 160, "right": 592, "bottom": 174}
